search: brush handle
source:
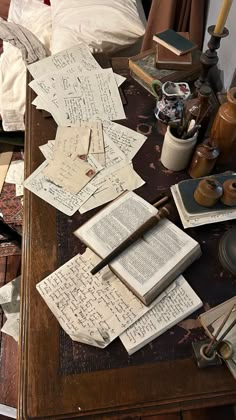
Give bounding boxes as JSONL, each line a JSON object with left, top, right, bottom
{"left": 91, "top": 206, "right": 171, "bottom": 275}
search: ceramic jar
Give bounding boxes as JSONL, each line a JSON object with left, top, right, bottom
{"left": 152, "top": 80, "right": 191, "bottom": 124}
{"left": 221, "top": 179, "right": 236, "bottom": 206}
{"left": 160, "top": 126, "right": 197, "bottom": 171}
{"left": 194, "top": 178, "right": 223, "bottom": 207}
{"left": 188, "top": 143, "right": 219, "bottom": 178}
{"left": 210, "top": 87, "right": 236, "bottom": 163}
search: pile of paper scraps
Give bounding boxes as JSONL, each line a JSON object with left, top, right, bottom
{"left": 0, "top": 275, "right": 20, "bottom": 342}
{"left": 23, "top": 43, "right": 147, "bottom": 216}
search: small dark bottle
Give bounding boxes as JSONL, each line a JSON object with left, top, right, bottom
{"left": 185, "top": 85, "right": 212, "bottom": 143}
{"left": 188, "top": 141, "right": 219, "bottom": 178}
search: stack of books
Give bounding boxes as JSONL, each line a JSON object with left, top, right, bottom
{"left": 129, "top": 30, "right": 201, "bottom": 96}
{"left": 153, "top": 30, "right": 197, "bottom": 69}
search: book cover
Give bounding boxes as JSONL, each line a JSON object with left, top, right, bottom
{"left": 153, "top": 29, "right": 197, "bottom": 56}
{"left": 129, "top": 48, "right": 201, "bottom": 96}
{"left": 74, "top": 191, "right": 201, "bottom": 305}
{"left": 156, "top": 32, "right": 192, "bottom": 70}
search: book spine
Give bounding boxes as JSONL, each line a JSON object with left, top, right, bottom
{"left": 130, "top": 67, "right": 201, "bottom": 96}
{"left": 129, "top": 59, "right": 154, "bottom": 86}
{"left": 130, "top": 71, "right": 155, "bottom": 96}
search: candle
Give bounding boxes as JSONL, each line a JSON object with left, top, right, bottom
{"left": 214, "top": 0, "right": 233, "bottom": 35}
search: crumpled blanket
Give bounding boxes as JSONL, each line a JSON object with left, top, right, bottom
{"left": 0, "top": 17, "right": 48, "bottom": 64}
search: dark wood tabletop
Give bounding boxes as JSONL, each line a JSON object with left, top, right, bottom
{"left": 18, "top": 65, "right": 236, "bottom": 420}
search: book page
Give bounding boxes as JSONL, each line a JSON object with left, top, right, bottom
{"left": 24, "top": 161, "right": 97, "bottom": 216}
{"left": 55, "top": 69, "right": 126, "bottom": 124}
{"left": 36, "top": 248, "right": 150, "bottom": 348}
{"left": 120, "top": 275, "right": 202, "bottom": 354}
{"left": 75, "top": 192, "right": 200, "bottom": 296}
{"left": 76, "top": 191, "right": 157, "bottom": 249}
{"left": 112, "top": 219, "right": 199, "bottom": 296}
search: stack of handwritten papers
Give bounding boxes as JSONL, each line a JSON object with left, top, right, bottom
{"left": 36, "top": 249, "right": 202, "bottom": 354}
{"left": 23, "top": 43, "right": 146, "bottom": 215}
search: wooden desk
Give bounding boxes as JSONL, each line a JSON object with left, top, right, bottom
{"left": 18, "top": 67, "right": 236, "bottom": 419}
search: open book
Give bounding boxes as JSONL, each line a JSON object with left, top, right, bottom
{"left": 74, "top": 191, "right": 201, "bottom": 305}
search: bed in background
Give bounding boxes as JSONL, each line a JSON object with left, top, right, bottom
{"left": 0, "top": 0, "right": 206, "bottom": 133}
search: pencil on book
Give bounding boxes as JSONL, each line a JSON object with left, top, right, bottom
{"left": 90, "top": 204, "right": 171, "bottom": 276}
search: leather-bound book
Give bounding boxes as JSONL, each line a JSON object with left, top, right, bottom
{"left": 156, "top": 32, "right": 192, "bottom": 70}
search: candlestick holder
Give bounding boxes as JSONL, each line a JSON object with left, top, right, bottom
{"left": 195, "top": 25, "right": 229, "bottom": 91}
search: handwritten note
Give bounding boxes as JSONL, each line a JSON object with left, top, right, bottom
{"left": 102, "top": 120, "right": 147, "bottom": 161}
{"left": 120, "top": 276, "right": 202, "bottom": 354}
{"left": 43, "top": 151, "right": 97, "bottom": 194}
{"left": 24, "top": 161, "right": 97, "bottom": 216}
{"left": 103, "top": 133, "right": 128, "bottom": 168}
{"left": 40, "top": 140, "right": 103, "bottom": 173}
{"left": 28, "top": 43, "right": 100, "bottom": 79}
{"left": 5, "top": 160, "right": 24, "bottom": 185}
{"left": 36, "top": 249, "right": 150, "bottom": 348}
{"left": 56, "top": 69, "right": 126, "bottom": 124}
{"left": 54, "top": 126, "right": 91, "bottom": 158}
{"left": 79, "top": 162, "right": 145, "bottom": 214}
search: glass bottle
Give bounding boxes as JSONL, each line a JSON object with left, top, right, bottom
{"left": 210, "top": 87, "right": 236, "bottom": 164}
{"left": 185, "top": 85, "right": 212, "bottom": 143}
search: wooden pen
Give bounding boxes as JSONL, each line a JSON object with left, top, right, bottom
{"left": 90, "top": 203, "right": 171, "bottom": 275}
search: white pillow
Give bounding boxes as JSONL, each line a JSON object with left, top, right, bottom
{"left": 0, "top": 2, "right": 52, "bottom": 130}
{"left": 7, "top": 0, "right": 45, "bottom": 24}
{"left": 51, "top": 0, "right": 145, "bottom": 55}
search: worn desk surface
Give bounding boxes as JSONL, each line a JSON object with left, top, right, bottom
{"left": 18, "top": 64, "right": 236, "bottom": 419}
